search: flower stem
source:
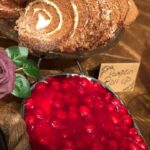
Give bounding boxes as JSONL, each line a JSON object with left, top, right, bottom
{"left": 16, "top": 67, "right": 23, "bottom": 72}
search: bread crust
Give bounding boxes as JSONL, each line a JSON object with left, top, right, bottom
{"left": 17, "top": 0, "right": 74, "bottom": 53}
{"left": 60, "top": 0, "right": 89, "bottom": 52}
{"left": 98, "top": 0, "right": 121, "bottom": 44}
{"left": 0, "top": 0, "right": 21, "bottom": 19}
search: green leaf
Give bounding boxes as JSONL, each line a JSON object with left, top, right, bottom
{"left": 6, "top": 46, "right": 28, "bottom": 67}
{"left": 23, "top": 59, "right": 41, "bottom": 80}
{"left": 12, "top": 73, "right": 31, "bottom": 98}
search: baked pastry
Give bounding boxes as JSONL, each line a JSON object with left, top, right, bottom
{"left": 0, "top": 0, "right": 21, "bottom": 19}
{"left": 17, "top": 0, "right": 138, "bottom": 54}
{"left": 17, "top": 0, "right": 74, "bottom": 53}
{"left": 24, "top": 75, "right": 148, "bottom": 150}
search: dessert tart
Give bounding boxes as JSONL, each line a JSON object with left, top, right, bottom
{"left": 17, "top": 0, "right": 74, "bottom": 53}
{"left": 23, "top": 74, "right": 148, "bottom": 150}
{"left": 16, "top": 0, "right": 138, "bottom": 55}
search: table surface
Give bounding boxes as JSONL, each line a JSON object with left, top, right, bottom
{"left": 0, "top": 0, "right": 150, "bottom": 149}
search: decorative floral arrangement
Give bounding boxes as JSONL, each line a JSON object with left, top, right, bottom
{"left": 0, "top": 46, "right": 41, "bottom": 99}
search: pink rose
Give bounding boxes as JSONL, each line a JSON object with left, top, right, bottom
{"left": 0, "top": 48, "right": 16, "bottom": 99}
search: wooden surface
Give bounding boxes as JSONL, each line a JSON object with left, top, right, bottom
{"left": 0, "top": 0, "right": 150, "bottom": 149}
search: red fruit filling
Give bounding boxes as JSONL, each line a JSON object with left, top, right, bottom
{"left": 24, "top": 75, "right": 148, "bottom": 150}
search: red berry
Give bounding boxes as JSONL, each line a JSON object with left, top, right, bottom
{"left": 56, "top": 109, "right": 67, "bottom": 120}
{"left": 139, "top": 143, "right": 148, "bottom": 150}
{"left": 84, "top": 96, "right": 95, "bottom": 108}
{"left": 34, "top": 109, "right": 45, "bottom": 120}
{"left": 92, "top": 143, "right": 104, "bottom": 150}
{"left": 111, "top": 114, "right": 120, "bottom": 124}
{"left": 84, "top": 124, "right": 95, "bottom": 134}
{"left": 129, "top": 128, "right": 138, "bottom": 136}
{"left": 25, "top": 98, "right": 34, "bottom": 110}
{"left": 129, "top": 142, "right": 139, "bottom": 150}
{"left": 122, "top": 115, "right": 133, "bottom": 127}
{"left": 134, "top": 135, "right": 143, "bottom": 143}
{"left": 107, "top": 104, "right": 116, "bottom": 112}
{"left": 34, "top": 82, "right": 47, "bottom": 91}
{"left": 109, "top": 140, "right": 118, "bottom": 150}
{"left": 94, "top": 98, "right": 104, "bottom": 109}
{"left": 51, "top": 119, "right": 63, "bottom": 129}
{"left": 39, "top": 137, "right": 49, "bottom": 145}
{"left": 54, "top": 99, "right": 64, "bottom": 108}
{"left": 79, "top": 106, "right": 92, "bottom": 118}
{"left": 112, "top": 98, "right": 120, "bottom": 106}
{"left": 25, "top": 115, "right": 35, "bottom": 125}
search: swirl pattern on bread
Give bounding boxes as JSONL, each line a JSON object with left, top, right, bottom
{"left": 17, "top": 0, "right": 138, "bottom": 53}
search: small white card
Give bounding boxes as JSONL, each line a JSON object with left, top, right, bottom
{"left": 98, "top": 63, "right": 140, "bottom": 92}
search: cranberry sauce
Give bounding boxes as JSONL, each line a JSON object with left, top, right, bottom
{"left": 24, "top": 75, "right": 148, "bottom": 150}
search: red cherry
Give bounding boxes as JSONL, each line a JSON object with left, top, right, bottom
{"left": 34, "top": 109, "right": 45, "bottom": 120}
{"left": 113, "top": 131, "right": 122, "bottom": 139}
{"left": 79, "top": 106, "right": 92, "bottom": 118}
{"left": 129, "top": 142, "right": 140, "bottom": 150}
{"left": 53, "top": 99, "right": 64, "bottom": 108}
{"left": 104, "top": 93, "right": 112, "bottom": 102}
{"left": 100, "top": 135, "right": 106, "bottom": 143}
{"left": 68, "top": 107, "right": 78, "bottom": 120}
{"left": 51, "top": 80, "right": 60, "bottom": 90}
{"left": 119, "top": 105, "right": 128, "bottom": 114}
{"left": 56, "top": 109, "right": 67, "bottom": 120}
{"left": 79, "top": 77, "right": 90, "bottom": 87}
{"left": 34, "top": 82, "right": 47, "bottom": 91}
{"left": 139, "top": 143, "right": 148, "bottom": 150}
{"left": 109, "top": 140, "right": 118, "bottom": 150}
{"left": 25, "top": 98, "right": 34, "bottom": 110}
{"left": 122, "top": 115, "right": 133, "bottom": 127}
{"left": 112, "top": 98, "right": 121, "bottom": 106}
{"left": 84, "top": 124, "right": 95, "bottom": 134}
{"left": 111, "top": 114, "right": 120, "bottom": 124}
{"left": 84, "top": 96, "right": 95, "bottom": 108}
{"left": 107, "top": 104, "right": 116, "bottom": 112}
{"left": 63, "top": 140, "right": 74, "bottom": 148}
{"left": 134, "top": 135, "right": 143, "bottom": 143}
{"left": 51, "top": 119, "right": 63, "bottom": 129}
{"left": 129, "top": 128, "right": 138, "bottom": 136}
{"left": 92, "top": 143, "right": 104, "bottom": 150}
{"left": 25, "top": 115, "right": 35, "bottom": 125}
{"left": 94, "top": 98, "right": 104, "bottom": 109}
{"left": 39, "top": 137, "right": 49, "bottom": 145}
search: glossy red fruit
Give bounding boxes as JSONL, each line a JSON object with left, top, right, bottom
{"left": 129, "top": 142, "right": 140, "bottom": 150}
{"left": 24, "top": 76, "right": 147, "bottom": 150}
{"left": 111, "top": 114, "right": 120, "bottom": 124}
{"left": 51, "top": 119, "right": 63, "bottom": 129}
{"left": 108, "top": 140, "right": 118, "bottom": 150}
{"left": 79, "top": 106, "right": 92, "bottom": 118}
{"left": 122, "top": 115, "right": 133, "bottom": 127}
{"left": 56, "top": 109, "right": 67, "bottom": 120}
{"left": 25, "top": 98, "right": 34, "bottom": 110}
{"left": 107, "top": 104, "right": 116, "bottom": 112}
{"left": 85, "top": 124, "right": 95, "bottom": 134}
{"left": 34, "top": 82, "right": 47, "bottom": 92}
{"left": 139, "top": 143, "right": 148, "bottom": 150}
{"left": 25, "top": 115, "right": 35, "bottom": 126}
{"left": 129, "top": 128, "right": 138, "bottom": 136}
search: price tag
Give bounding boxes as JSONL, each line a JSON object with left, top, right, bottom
{"left": 98, "top": 63, "right": 140, "bottom": 92}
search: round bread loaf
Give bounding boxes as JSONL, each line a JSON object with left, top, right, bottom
{"left": 17, "top": 0, "right": 74, "bottom": 53}
{"left": 98, "top": 0, "right": 121, "bottom": 44}
{"left": 59, "top": 0, "right": 89, "bottom": 52}
{"left": 80, "top": 0, "right": 102, "bottom": 50}
{"left": 17, "top": 0, "right": 138, "bottom": 54}
{"left": 0, "top": 0, "right": 22, "bottom": 19}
